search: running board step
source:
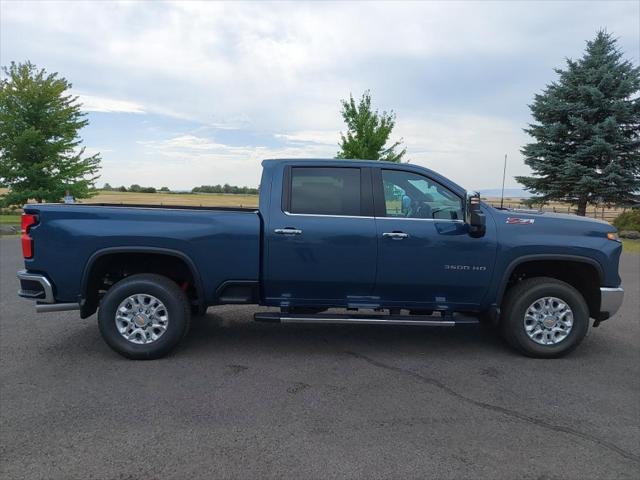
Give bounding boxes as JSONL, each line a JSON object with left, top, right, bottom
{"left": 253, "top": 312, "right": 479, "bottom": 326}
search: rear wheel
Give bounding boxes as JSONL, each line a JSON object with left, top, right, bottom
{"left": 98, "top": 274, "right": 191, "bottom": 359}
{"left": 500, "top": 277, "right": 589, "bottom": 358}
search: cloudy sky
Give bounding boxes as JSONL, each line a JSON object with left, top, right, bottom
{"left": 1, "top": 1, "right": 638, "bottom": 191}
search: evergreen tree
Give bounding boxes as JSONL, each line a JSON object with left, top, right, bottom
{"left": 337, "top": 90, "right": 406, "bottom": 162}
{"left": 0, "top": 61, "right": 101, "bottom": 206}
{"left": 516, "top": 31, "right": 640, "bottom": 216}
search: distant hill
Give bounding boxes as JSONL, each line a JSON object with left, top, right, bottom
{"left": 477, "top": 188, "right": 532, "bottom": 198}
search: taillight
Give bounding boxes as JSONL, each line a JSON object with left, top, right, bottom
{"left": 21, "top": 213, "right": 38, "bottom": 259}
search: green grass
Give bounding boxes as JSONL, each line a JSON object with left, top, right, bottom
{"left": 622, "top": 239, "right": 640, "bottom": 254}
{"left": 86, "top": 190, "right": 258, "bottom": 207}
{"left": 0, "top": 215, "right": 20, "bottom": 225}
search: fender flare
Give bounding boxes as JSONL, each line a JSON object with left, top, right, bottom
{"left": 80, "top": 246, "right": 206, "bottom": 315}
{"left": 495, "top": 254, "right": 604, "bottom": 304}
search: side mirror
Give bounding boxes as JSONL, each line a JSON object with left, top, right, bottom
{"left": 467, "top": 193, "right": 486, "bottom": 238}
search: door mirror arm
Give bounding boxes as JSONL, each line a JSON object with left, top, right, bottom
{"left": 467, "top": 193, "right": 486, "bottom": 238}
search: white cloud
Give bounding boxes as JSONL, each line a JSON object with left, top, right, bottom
{"left": 75, "top": 93, "right": 145, "bottom": 114}
{"left": 140, "top": 135, "right": 230, "bottom": 152}
{"left": 275, "top": 130, "right": 339, "bottom": 146}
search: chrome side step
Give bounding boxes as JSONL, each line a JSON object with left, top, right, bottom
{"left": 254, "top": 312, "right": 478, "bottom": 326}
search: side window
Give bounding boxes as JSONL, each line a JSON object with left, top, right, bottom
{"left": 381, "top": 169, "right": 463, "bottom": 220}
{"left": 289, "top": 167, "right": 361, "bottom": 216}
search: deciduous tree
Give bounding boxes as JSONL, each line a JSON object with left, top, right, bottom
{"left": 337, "top": 91, "right": 406, "bottom": 162}
{"left": 0, "top": 61, "right": 101, "bottom": 206}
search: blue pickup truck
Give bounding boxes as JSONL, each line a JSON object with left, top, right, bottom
{"left": 17, "top": 159, "right": 624, "bottom": 359}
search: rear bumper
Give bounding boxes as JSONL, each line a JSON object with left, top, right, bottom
{"left": 598, "top": 287, "right": 624, "bottom": 320}
{"left": 17, "top": 270, "right": 79, "bottom": 313}
{"left": 17, "top": 270, "right": 54, "bottom": 303}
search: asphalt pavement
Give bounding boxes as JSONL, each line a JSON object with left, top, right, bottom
{"left": 1, "top": 237, "right": 639, "bottom": 479}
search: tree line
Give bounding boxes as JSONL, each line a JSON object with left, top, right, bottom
{"left": 102, "top": 184, "right": 169, "bottom": 193}
{"left": 102, "top": 183, "right": 259, "bottom": 195}
{"left": 191, "top": 184, "right": 259, "bottom": 195}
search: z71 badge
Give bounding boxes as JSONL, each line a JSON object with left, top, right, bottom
{"left": 506, "top": 217, "right": 535, "bottom": 225}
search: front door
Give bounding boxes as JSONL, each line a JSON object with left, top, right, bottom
{"left": 372, "top": 167, "right": 497, "bottom": 310}
{"left": 264, "top": 165, "right": 378, "bottom": 306}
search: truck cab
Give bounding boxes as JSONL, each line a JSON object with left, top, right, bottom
{"left": 261, "top": 160, "right": 496, "bottom": 311}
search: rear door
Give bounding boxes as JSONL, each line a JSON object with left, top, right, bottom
{"left": 264, "top": 164, "right": 378, "bottom": 306}
{"left": 372, "top": 167, "right": 497, "bottom": 309}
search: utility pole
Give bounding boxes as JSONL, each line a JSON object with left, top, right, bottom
{"left": 500, "top": 153, "right": 507, "bottom": 209}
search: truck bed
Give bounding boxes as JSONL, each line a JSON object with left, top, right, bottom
{"left": 22, "top": 203, "right": 262, "bottom": 305}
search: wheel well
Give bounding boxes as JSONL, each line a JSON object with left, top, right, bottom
{"left": 502, "top": 260, "right": 601, "bottom": 318}
{"left": 81, "top": 252, "right": 201, "bottom": 318}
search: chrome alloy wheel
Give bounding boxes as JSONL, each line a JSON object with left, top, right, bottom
{"left": 115, "top": 294, "right": 169, "bottom": 344}
{"left": 524, "top": 296, "right": 573, "bottom": 345}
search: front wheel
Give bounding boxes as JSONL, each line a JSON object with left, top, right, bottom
{"left": 98, "top": 274, "right": 191, "bottom": 359}
{"left": 500, "top": 277, "right": 589, "bottom": 358}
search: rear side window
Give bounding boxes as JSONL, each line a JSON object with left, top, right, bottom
{"left": 289, "top": 167, "right": 361, "bottom": 216}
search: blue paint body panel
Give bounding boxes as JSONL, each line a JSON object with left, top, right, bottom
{"left": 21, "top": 159, "right": 622, "bottom": 312}
{"left": 23, "top": 205, "right": 261, "bottom": 304}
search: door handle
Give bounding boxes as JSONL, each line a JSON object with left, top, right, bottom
{"left": 274, "top": 228, "right": 303, "bottom": 235}
{"left": 383, "top": 232, "right": 409, "bottom": 240}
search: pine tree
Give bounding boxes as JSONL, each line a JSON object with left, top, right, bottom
{"left": 516, "top": 31, "right": 640, "bottom": 215}
{"left": 0, "top": 61, "right": 101, "bottom": 206}
{"left": 337, "top": 90, "right": 406, "bottom": 162}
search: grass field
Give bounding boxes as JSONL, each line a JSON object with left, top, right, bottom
{"left": 0, "top": 215, "right": 20, "bottom": 225}
{"left": 622, "top": 239, "right": 640, "bottom": 253}
{"left": 81, "top": 190, "right": 259, "bottom": 207}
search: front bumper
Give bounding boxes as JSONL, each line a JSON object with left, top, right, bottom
{"left": 598, "top": 287, "right": 624, "bottom": 320}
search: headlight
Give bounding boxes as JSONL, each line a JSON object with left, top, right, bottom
{"left": 607, "top": 232, "right": 620, "bottom": 242}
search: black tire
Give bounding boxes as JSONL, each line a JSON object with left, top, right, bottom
{"left": 98, "top": 274, "right": 191, "bottom": 360}
{"left": 500, "top": 277, "right": 589, "bottom": 358}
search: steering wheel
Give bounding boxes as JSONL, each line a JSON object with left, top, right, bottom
{"left": 412, "top": 202, "right": 433, "bottom": 219}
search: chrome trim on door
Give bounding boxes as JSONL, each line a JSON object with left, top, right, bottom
{"left": 283, "top": 210, "right": 464, "bottom": 223}
{"left": 283, "top": 211, "right": 375, "bottom": 220}
{"left": 376, "top": 216, "right": 464, "bottom": 223}
{"left": 274, "top": 228, "right": 303, "bottom": 235}
{"left": 382, "top": 232, "right": 409, "bottom": 239}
